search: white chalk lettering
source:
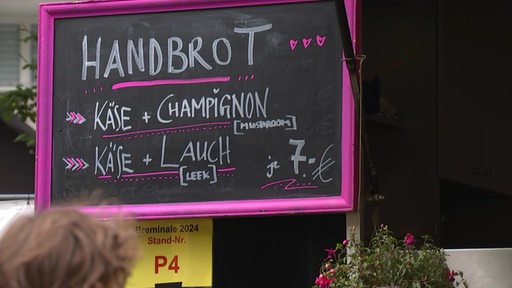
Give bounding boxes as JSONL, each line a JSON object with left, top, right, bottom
{"left": 157, "top": 87, "right": 268, "bottom": 123}
{"left": 180, "top": 136, "right": 231, "bottom": 165}
{"left": 127, "top": 38, "right": 145, "bottom": 74}
{"left": 149, "top": 38, "right": 163, "bottom": 75}
{"left": 94, "top": 101, "right": 132, "bottom": 132}
{"left": 82, "top": 35, "right": 101, "bottom": 80}
{"left": 81, "top": 24, "right": 272, "bottom": 80}
{"left": 95, "top": 142, "right": 133, "bottom": 178}
{"left": 160, "top": 135, "right": 180, "bottom": 168}
{"left": 234, "top": 24, "right": 272, "bottom": 65}
{"left": 168, "top": 37, "right": 187, "bottom": 73}
{"left": 189, "top": 37, "right": 212, "bottom": 70}
{"left": 104, "top": 40, "right": 125, "bottom": 78}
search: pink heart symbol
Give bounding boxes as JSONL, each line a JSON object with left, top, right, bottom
{"left": 316, "top": 35, "right": 327, "bottom": 46}
{"left": 289, "top": 40, "right": 298, "bottom": 50}
{"left": 302, "top": 38, "right": 312, "bottom": 48}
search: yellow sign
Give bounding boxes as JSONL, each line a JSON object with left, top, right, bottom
{"left": 126, "top": 218, "right": 212, "bottom": 288}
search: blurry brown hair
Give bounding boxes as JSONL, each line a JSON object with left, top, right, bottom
{"left": 0, "top": 208, "right": 139, "bottom": 288}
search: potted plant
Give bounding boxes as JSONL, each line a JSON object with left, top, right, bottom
{"left": 313, "top": 225, "right": 467, "bottom": 288}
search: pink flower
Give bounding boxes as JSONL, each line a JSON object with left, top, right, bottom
{"left": 448, "top": 270, "right": 456, "bottom": 282}
{"left": 324, "top": 248, "right": 336, "bottom": 259}
{"left": 404, "top": 233, "right": 416, "bottom": 246}
{"left": 315, "top": 273, "right": 333, "bottom": 288}
{"left": 342, "top": 239, "right": 350, "bottom": 246}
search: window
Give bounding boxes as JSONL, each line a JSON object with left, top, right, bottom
{"left": 0, "top": 24, "right": 20, "bottom": 88}
{"left": 0, "top": 24, "right": 37, "bottom": 91}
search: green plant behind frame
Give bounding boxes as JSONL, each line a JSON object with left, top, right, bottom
{"left": 0, "top": 27, "right": 37, "bottom": 150}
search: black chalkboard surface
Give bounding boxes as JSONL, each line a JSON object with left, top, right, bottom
{"left": 38, "top": 0, "right": 356, "bottom": 217}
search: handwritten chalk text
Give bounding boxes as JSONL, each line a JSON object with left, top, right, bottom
{"left": 82, "top": 24, "right": 272, "bottom": 80}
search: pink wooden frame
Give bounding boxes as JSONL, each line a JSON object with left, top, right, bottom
{"left": 36, "top": 0, "right": 358, "bottom": 219}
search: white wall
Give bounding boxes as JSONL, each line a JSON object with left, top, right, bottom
{"left": 0, "top": 200, "right": 34, "bottom": 236}
{"left": 446, "top": 248, "right": 512, "bottom": 287}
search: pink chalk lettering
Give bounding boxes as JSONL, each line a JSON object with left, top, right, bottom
{"left": 302, "top": 38, "right": 312, "bottom": 48}
{"left": 289, "top": 39, "right": 298, "bottom": 50}
{"left": 316, "top": 35, "right": 326, "bottom": 46}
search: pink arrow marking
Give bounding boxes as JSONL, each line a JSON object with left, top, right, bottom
{"left": 66, "top": 112, "right": 75, "bottom": 123}
{"left": 75, "top": 158, "right": 84, "bottom": 171}
{"left": 63, "top": 158, "right": 89, "bottom": 171}
{"left": 66, "top": 112, "right": 86, "bottom": 124}
{"left": 65, "top": 157, "right": 74, "bottom": 169}
{"left": 75, "top": 113, "right": 85, "bottom": 124}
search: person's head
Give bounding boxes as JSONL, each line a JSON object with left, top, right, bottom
{"left": 0, "top": 208, "right": 139, "bottom": 288}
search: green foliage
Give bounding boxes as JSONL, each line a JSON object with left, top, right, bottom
{"left": 0, "top": 85, "right": 36, "bottom": 123}
{"left": 0, "top": 84, "right": 37, "bottom": 150}
{"left": 313, "top": 225, "right": 468, "bottom": 288}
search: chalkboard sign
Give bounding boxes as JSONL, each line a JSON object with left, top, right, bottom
{"left": 36, "top": 0, "right": 358, "bottom": 218}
